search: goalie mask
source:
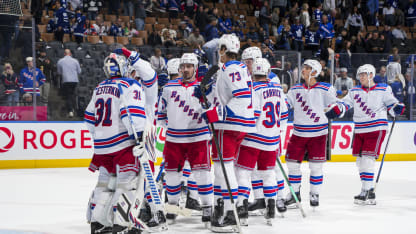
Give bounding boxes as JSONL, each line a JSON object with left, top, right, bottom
{"left": 103, "top": 53, "right": 128, "bottom": 78}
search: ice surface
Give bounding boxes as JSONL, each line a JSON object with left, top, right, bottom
{"left": 1, "top": 162, "right": 415, "bottom": 234}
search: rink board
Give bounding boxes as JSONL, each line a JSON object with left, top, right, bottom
{"left": 0, "top": 121, "right": 415, "bottom": 169}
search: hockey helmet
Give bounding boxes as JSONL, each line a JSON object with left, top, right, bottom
{"left": 252, "top": 58, "right": 271, "bottom": 76}
{"left": 167, "top": 58, "right": 181, "bottom": 75}
{"left": 242, "top": 47, "right": 262, "bottom": 61}
{"left": 103, "top": 53, "right": 128, "bottom": 78}
{"left": 303, "top": 59, "right": 322, "bottom": 78}
{"left": 356, "top": 64, "right": 376, "bottom": 80}
{"left": 218, "top": 34, "right": 240, "bottom": 54}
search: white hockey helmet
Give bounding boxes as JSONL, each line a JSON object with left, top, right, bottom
{"left": 241, "top": 47, "right": 262, "bottom": 61}
{"left": 218, "top": 34, "right": 240, "bottom": 54}
{"left": 303, "top": 59, "right": 322, "bottom": 78}
{"left": 356, "top": 64, "right": 376, "bottom": 80}
{"left": 252, "top": 58, "right": 271, "bottom": 76}
{"left": 103, "top": 53, "right": 128, "bottom": 78}
{"left": 180, "top": 53, "right": 199, "bottom": 68}
{"left": 167, "top": 58, "right": 181, "bottom": 75}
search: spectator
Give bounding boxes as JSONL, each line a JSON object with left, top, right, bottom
{"left": 108, "top": 0, "right": 121, "bottom": 16}
{"left": 168, "top": 0, "right": 181, "bottom": 19}
{"left": 92, "top": 16, "right": 107, "bottom": 36}
{"left": 1, "top": 62, "right": 19, "bottom": 106}
{"left": 73, "top": 9, "right": 86, "bottom": 44}
{"left": 290, "top": 17, "right": 304, "bottom": 51}
{"left": 236, "top": 15, "right": 247, "bottom": 29}
{"left": 186, "top": 28, "right": 205, "bottom": 46}
{"left": 374, "top": 66, "right": 388, "bottom": 83}
{"left": 323, "top": 0, "right": 336, "bottom": 11}
{"left": 345, "top": 6, "right": 365, "bottom": 38}
{"left": 57, "top": 49, "right": 81, "bottom": 117}
{"left": 381, "top": 24, "right": 393, "bottom": 41}
{"left": 148, "top": 30, "right": 163, "bottom": 47}
{"left": 182, "top": 0, "right": 197, "bottom": 18}
{"left": 287, "top": 2, "right": 299, "bottom": 25}
{"left": 336, "top": 28, "right": 348, "bottom": 52}
{"left": 339, "top": 40, "right": 352, "bottom": 68}
{"left": 367, "top": 31, "right": 384, "bottom": 53}
{"left": 319, "top": 15, "right": 335, "bottom": 49}
{"left": 54, "top": 1, "right": 70, "bottom": 42}
{"left": 202, "top": 38, "right": 219, "bottom": 66}
{"left": 261, "top": 43, "right": 275, "bottom": 64}
{"left": 204, "top": 16, "right": 219, "bottom": 42}
{"left": 271, "top": 8, "right": 280, "bottom": 37}
{"left": 19, "top": 57, "right": 45, "bottom": 103}
{"left": 318, "top": 59, "right": 331, "bottom": 83}
{"left": 259, "top": 1, "right": 271, "bottom": 36}
{"left": 0, "top": 12, "right": 18, "bottom": 62}
{"left": 37, "top": 50, "right": 54, "bottom": 103}
{"left": 109, "top": 18, "right": 123, "bottom": 37}
{"left": 383, "top": 3, "right": 396, "bottom": 26}
{"left": 84, "top": 0, "right": 101, "bottom": 20}
{"left": 233, "top": 26, "right": 245, "bottom": 41}
{"left": 392, "top": 24, "right": 407, "bottom": 41}
{"left": 305, "top": 21, "right": 321, "bottom": 54}
{"left": 335, "top": 67, "right": 354, "bottom": 92}
{"left": 134, "top": 0, "right": 146, "bottom": 31}
{"left": 300, "top": 3, "right": 310, "bottom": 28}
{"left": 313, "top": 3, "right": 324, "bottom": 23}
{"left": 328, "top": 9, "right": 337, "bottom": 26}
{"left": 367, "top": 0, "right": 379, "bottom": 25}
{"left": 405, "top": 0, "right": 416, "bottom": 27}
{"left": 390, "top": 74, "right": 405, "bottom": 102}
{"left": 386, "top": 55, "right": 402, "bottom": 84}
{"left": 387, "top": 47, "right": 400, "bottom": 64}
{"left": 195, "top": 5, "right": 209, "bottom": 33}
{"left": 161, "top": 29, "right": 176, "bottom": 47}
{"left": 123, "top": 0, "right": 134, "bottom": 18}
{"left": 276, "top": 23, "right": 291, "bottom": 50}
{"left": 150, "top": 48, "right": 166, "bottom": 74}
{"left": 271, "top": 0, "right": 287, "bottom": 17}
{"left": 404, "top": 69, "right": 416, "bottom": 118}
{"left": 218, "top": 10, "right": 232, "bottom": 34}
{"left": 246, "top": 26, "right": 260, "bottom": 42}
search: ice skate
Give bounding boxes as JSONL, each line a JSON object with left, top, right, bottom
{"left": 265, "top": 199, "right": 276, "bottom": 226}
{"left": 165, "top": 212, "right": 177, "bottom": 225}
{"left": 146, "top": 210, "right": 168, "bottom": 232}
{"left": 354, "top": 188, "right": 376, "bottom": 205}
{"left": 211, "top": 210, "right": 239, "bottom": 233}
{"left": 237, "top": 199, "right": 248, "bottom": 226}
{"left": 310, "top": 193, "right": 320, "bottom": 209}
{"left": 248, "top": 198, "right": 266, "bottom": 216}
{"left": 202, "top": 205, "right": 212, "bottom": 228}
{"left": 285, "top": 191, "right": 301, "bottom": 208}
{"left": 276, "top": 198, "right": 287, "bottom": 214}
{"left": 138, "top": 202, "right": 152, "bottom": 224}
{"left": 185, "top": 192, "right": 202, "bottom": 216}
{"left": 112, "top": 225, "right": 142, "bottom": 234}
{"left": 90, "top": 222, "right": 112, "bottom": 234}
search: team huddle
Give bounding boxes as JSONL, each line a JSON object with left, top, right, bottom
{"left": 83, "top": 34, "right": 405, "bottom": 234}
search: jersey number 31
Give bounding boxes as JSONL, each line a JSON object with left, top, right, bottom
{"left": 263, "top": 102, "right": 280, "bottom": 128}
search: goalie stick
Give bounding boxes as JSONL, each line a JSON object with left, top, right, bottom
{"left": 199, "top": 65, "right": 242, "bottom": 233}
{"left": 116, "top": 82, "right": 167, "bottom": 231}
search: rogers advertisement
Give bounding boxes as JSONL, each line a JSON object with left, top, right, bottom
{"left": 0, "top": 121, "right": 415, "bottom": 165}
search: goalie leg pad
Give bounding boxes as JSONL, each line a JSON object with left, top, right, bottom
{"left": 112, "top": 170, "right": 138, "bottom": 227}
{"left": 88, "top": 167, "right": 114, "bottom": 227}
{"left": 309, "top": 162, "right": 324, "bottom": 195}
{"left": 357, "top": 156, "right": 375, "bottom": 191}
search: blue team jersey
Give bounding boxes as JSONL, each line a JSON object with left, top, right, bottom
{"left": 319, "top": 22, "right": 334, "bottom": 39}
{"left": 74, "top": 13, "right": 86, "bottom": 36}
{"left": 314, "top": 9, "right": 323, "bottom": 23}
{"left": 305, "top": 30, "right": 320, "bottom": 45}
{"left": 290, "top": 24, "right": 304, "bottom": 41}
{"left": 219, "top": 18, "right": 232, "bottom": 33}
{"left": 55, "top": 7, "right": 69, "bottom": 29}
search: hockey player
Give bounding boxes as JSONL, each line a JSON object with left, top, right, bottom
{"left": 341, "top": 64, "right": 405, "bottom": 205}
{"left": 85, "top": 53, "right": 146, "bottom": 234}
{"left": 157, "top": 53, "right": 214, "bottom": 226}
{"left": 285, "top": 59, "right": 346, "bottom": 208}
{"left": 195, "top": 34, "right": 256, "bottom": 232}
{"left": 167, "top": 58, "right": 182, "bottom": 80}
{"left": 235, "top": 58, "right": 289, "bottom": 225}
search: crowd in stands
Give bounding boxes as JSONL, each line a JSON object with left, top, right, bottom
{"left": 0, "top": 0, "right": 416, "bottom": 120}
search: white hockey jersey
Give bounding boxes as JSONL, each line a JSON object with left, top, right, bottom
{"left": 287, "top": 82, "right": 343, "bottom": 137}
{"left": 84, "top": 78, "right": 146, "bottom": 155}
{"left": 157, "top": 78, "right": 211, "bottom": 143}
{"left": 342, "top": 83, "right": 399, "bottom": 133}
{"left": 128, "top": 52, "right": 158, "bottom": 122}
{"left": 213, "top": 61, "right": 256, "bottom": 133}
{"left": 241, "top": 81, "right": 289, "bottom": 151}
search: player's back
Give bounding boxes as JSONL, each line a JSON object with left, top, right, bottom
{"left": 84, "top": 77, "right": 146, "bottom": 155}
{"left": 242, "top": 81, "right": 288, "bottom": 151}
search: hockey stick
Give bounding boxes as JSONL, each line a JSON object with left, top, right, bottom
{"left": 275, "top": 156, "right": 307, "bottom": 218}
{"left": 117, "top": 82, "right": 167, "bottom": 231}
{"left": 373, "top": 117, "right": 396, "bottom": 193}
{"left": 200, "top": 65, "right": 242, "bottom": 233}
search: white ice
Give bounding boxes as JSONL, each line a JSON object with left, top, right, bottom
{"left": 1, "top": 162, "right": 416, "bottom": 234}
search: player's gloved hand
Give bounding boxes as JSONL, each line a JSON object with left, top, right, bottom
{"left": 112, "top": 47, "right": 133, "bottom": 58}
{"left": 132, "top": 142, "right": 145, "bottom": 157}
{"left": 157, "top": 74, "right": 169, "bottom": 88}
{"left": 389, "top": 103, "right": 405, "bottom": 117}
{"left": 113, "top": 48, "right": 124, "bottom": 55}
{"left": 325, "top": 103, "right": 344, "bottom": 119}
{"left": 193, "top": 85, "right": 205, "bottom": 103}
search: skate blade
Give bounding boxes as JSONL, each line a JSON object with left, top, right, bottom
{"left": 286, "top": 203, "right": 299, "bottom": 209}
{"left": 148, "top": 223, "right": 168, "bottom": 233}
{"left": 240, "top": 218, "right": 248, "bottom": 226}
{"left": 210, "top": 225, "right": 239, "bottom": 233}
{"left": 165, "top": 203, "right": 193, "bottom": 216}
{"left": 248, "top": 209, "right": 265, "bottom": 216}
{"left": 266, "top": 218, "right": 273, "bottom": 226}
{"left": 191, "top": 210, "right": 203, "bottom": 216}
{"left": 355, "top": 199, "right": 376, "bottom": 205}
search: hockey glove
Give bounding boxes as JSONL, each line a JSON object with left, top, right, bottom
{"left": 194, "top": 85, "right": 206, "bottom": 104}
{"left": 132, "top": 141, "right": 145, "bottom": 158}
{"left": 202, "top": 106, "right": 221, "bottom": 123}
{"left": 157, "top": 74, "right": 169, "bottom": 88}
{"left": 325, "top": 103, "right": 344, "bottom": 119}
{"left": 389, "top": 103, "right": 406, "bottom": 117}
{"left": 113, "top": 47, "right": 132, "bottom": 58}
